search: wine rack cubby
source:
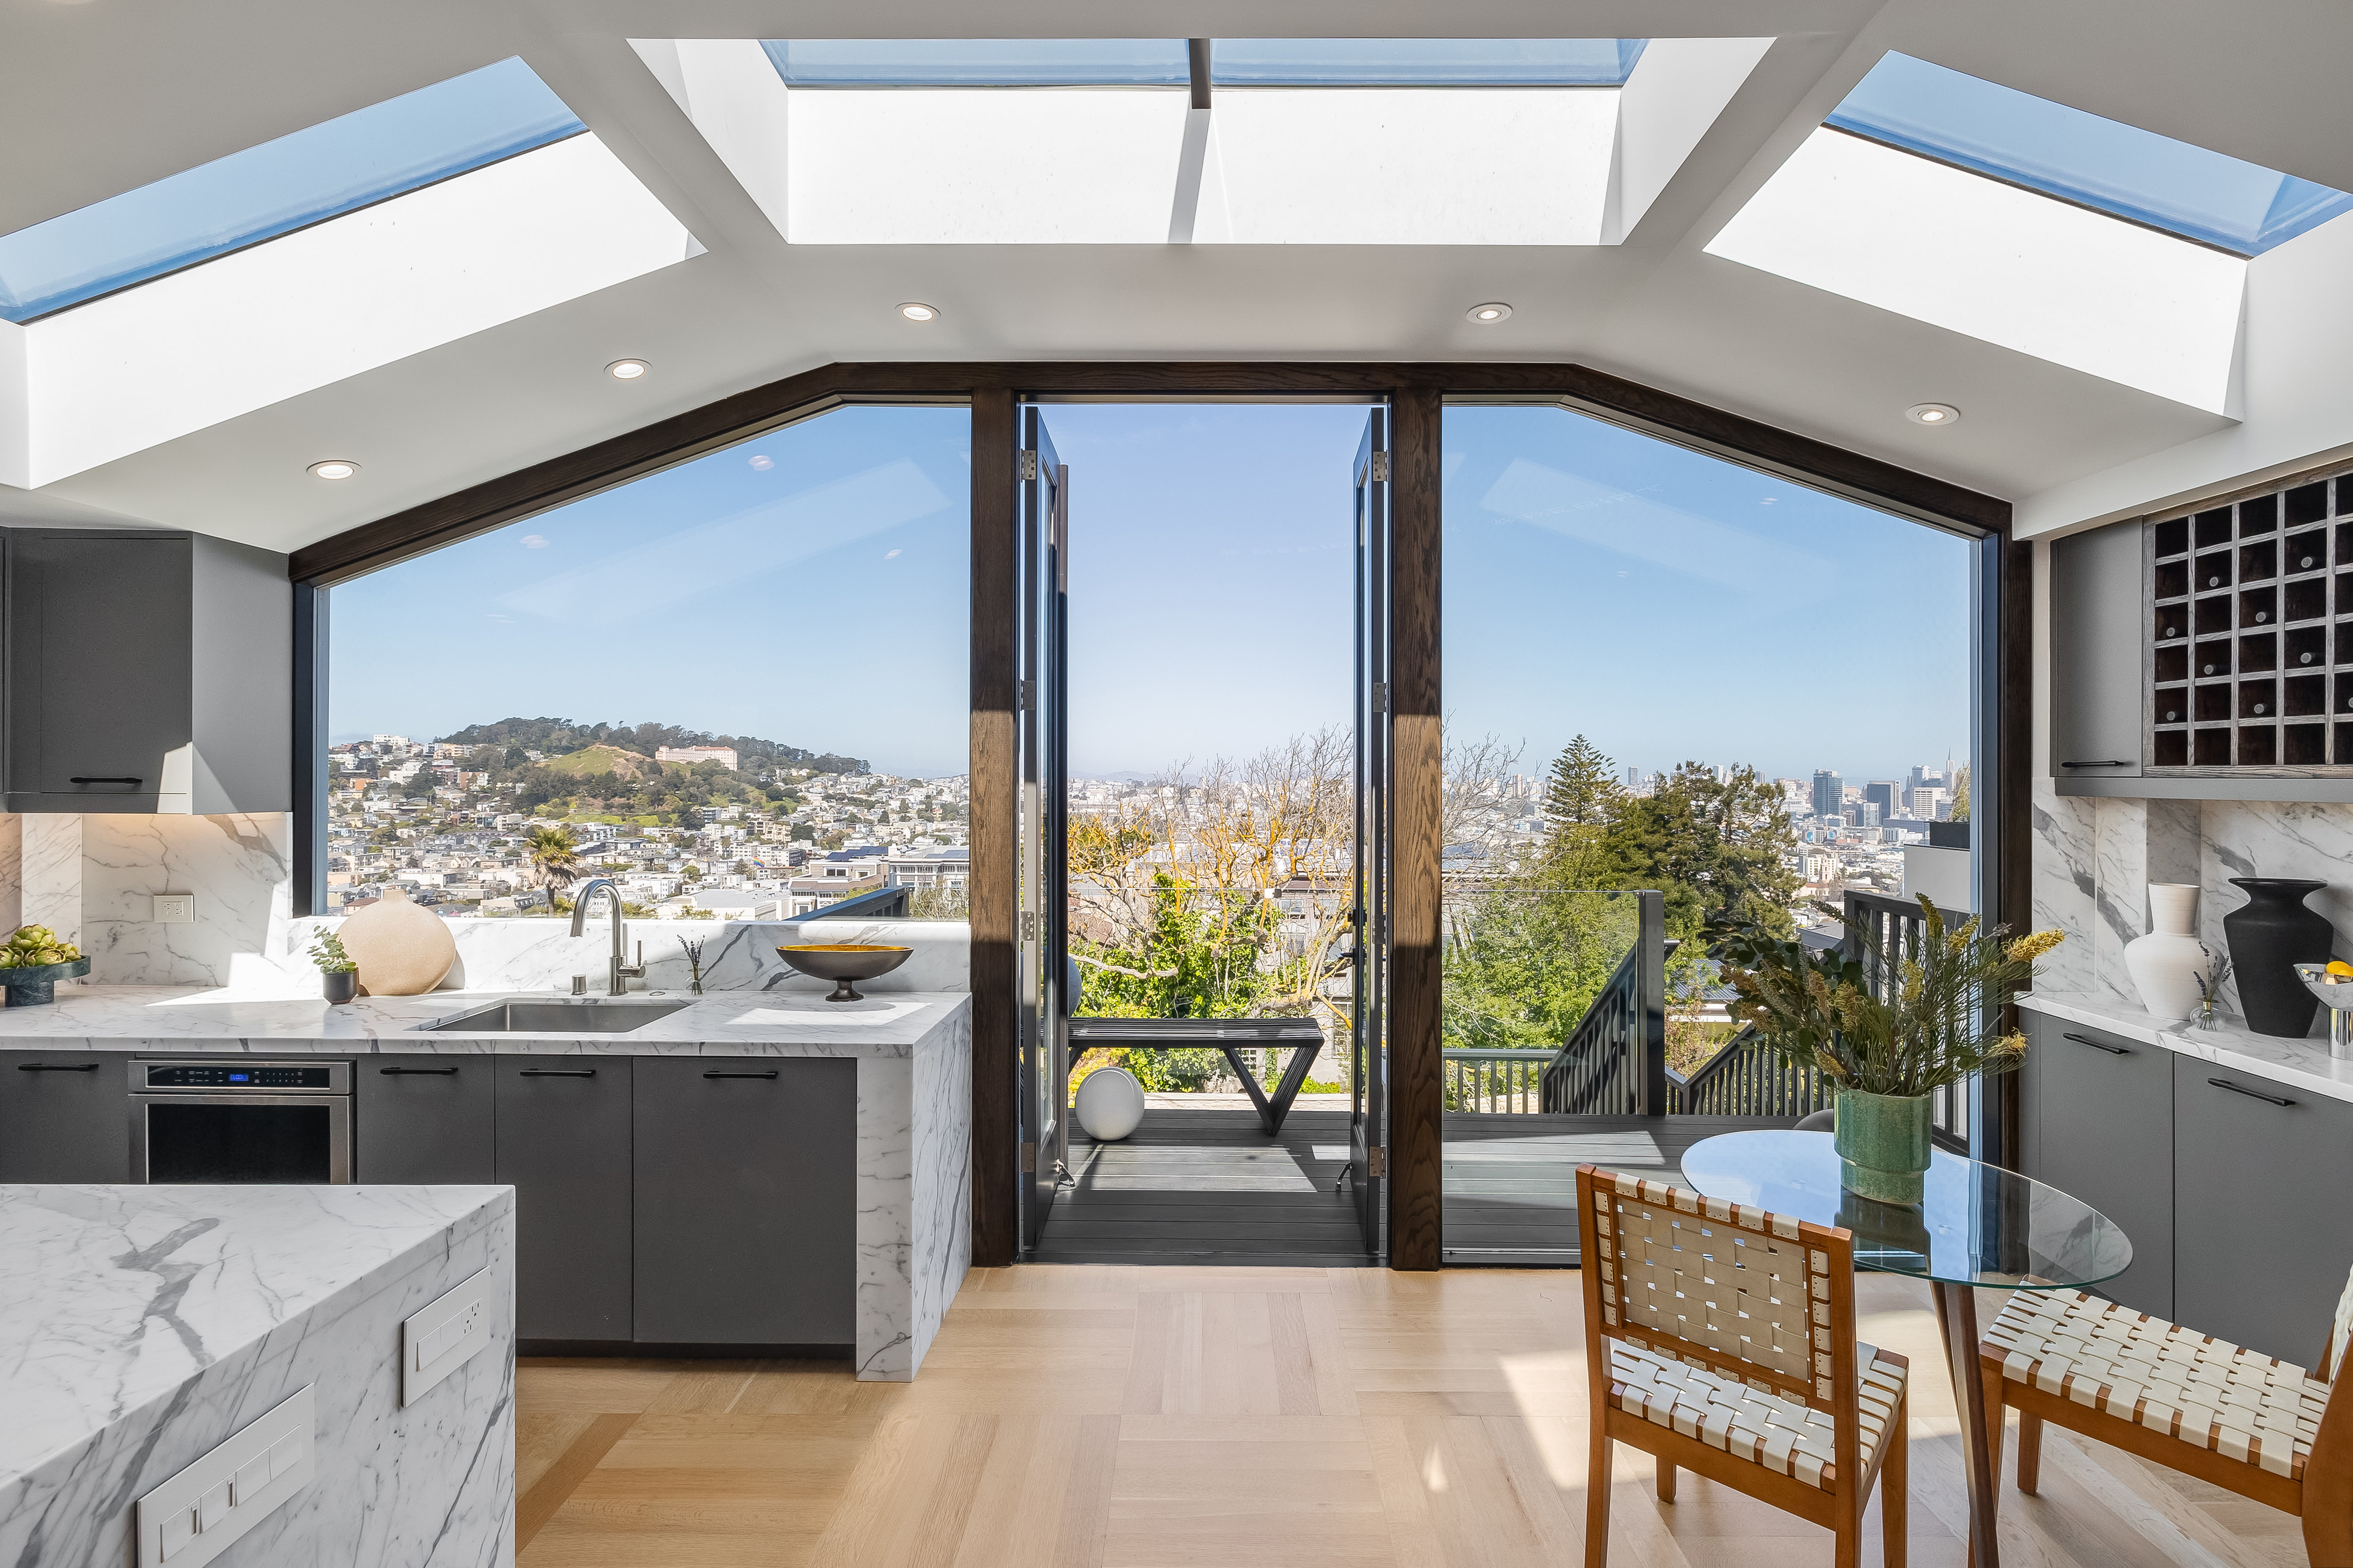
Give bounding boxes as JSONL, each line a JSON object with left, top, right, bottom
{"left": 2149, "top": 466, "right": 2353, "bottom": 772}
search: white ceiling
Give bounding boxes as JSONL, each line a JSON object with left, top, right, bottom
{"left": 4, "top": 0, "right": 2350, "bottom": 553}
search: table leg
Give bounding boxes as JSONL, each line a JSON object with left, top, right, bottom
{"left": 1219, "top": 1046, "right": 1279, "bottom": 1133}
{"left": 1263, "top": 1039, "right": 1323, "bottom": 1133}
{"left": 1931, "top": 1280, "right": 2000, "bottom": 1568}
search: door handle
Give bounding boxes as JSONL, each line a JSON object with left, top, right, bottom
{"left": 68, "top": 776, "right": 142, "bottom": 785}
{"left": 2207, "top": 1076, "right": 2295, "bottom": 1107}
{"left": 703, "top": 1070, "right": 780, "bottom": 1079}
{"left": 2059, "top": 761, "right": 2131, "bottom": 769}
{"left": 518, "top": 1068, "right": 597, "bottom": 1078}
{"left": 2061, "top": 1032, "right": 2130, "bottom": 1055}
{"left": 380, "top": 1065, "right": 459, "bottom": 1075}
{"left": 16, "top": 1061, "right": 99, "bottom": 1072}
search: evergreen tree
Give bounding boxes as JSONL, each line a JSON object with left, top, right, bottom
{"left": 1533, "top": 735, "right": 1623, "bottom": 885}
{"left": 1598, "top": 761, "right": 1801, "bottom": 936}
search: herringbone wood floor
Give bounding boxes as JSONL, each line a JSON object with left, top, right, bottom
{"left": 513, "top": 1265, "right": 2310, "bottom": 1568}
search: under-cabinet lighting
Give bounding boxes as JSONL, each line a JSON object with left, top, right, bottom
{"left": 1467, "top": 302, "right": 1513, "bottom": 323}
{"left": 307, "top": 460, "right": 360, "bottom": 480}
{"left": 897, "top": 302, "right": 939, "bottom": 322}
{"left": 1905, "top": 403, "right": 1959, "bottom": 425}
{"left": 606, "top": 358, "right": 651, "bottom": 379}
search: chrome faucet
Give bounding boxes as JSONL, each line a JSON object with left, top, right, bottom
{"left": 569, "top": 879, "right": 645, "bottom": 996}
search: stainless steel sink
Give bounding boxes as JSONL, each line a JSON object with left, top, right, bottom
{"left": 417, "top": 998, "right": 694, "bottom": 1034}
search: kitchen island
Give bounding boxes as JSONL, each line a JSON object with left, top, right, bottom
{"left": 0, "top": 986, "right": 973, "bottom": 1380}
{"left": 0, "top": 1182, "right": 512, "bottom": 1568}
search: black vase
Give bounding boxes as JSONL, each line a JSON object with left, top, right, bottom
{"left": 2223, "top": 878, "right": 2333, "bottom": 1037}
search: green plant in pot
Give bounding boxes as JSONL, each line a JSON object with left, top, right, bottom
{"left": 309, "top": 930, "right": 360, "bottom": 1004}
{"left": 1711, "top": 899, "right": 2062, "bottom": 1204}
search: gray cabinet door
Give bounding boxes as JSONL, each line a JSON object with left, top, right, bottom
{"left": 632, "top": 1057, "right": 855, "bottom": 1347}
{"left": 6, "top": 532, "right": 192, "bottom": 811}
{"left": 2175, "top": 1060, "right": 2353, "bottom": 1363}
{"left": 495, "top": 1055, "right": 632, "bottom": 1344}
{"left": 0, "top": 1051, "right": 131, "bottom": 1181}
{"left": 2049, "top": 522, "right": 2144, "bottom": 781}
{"left": 2020, "top": 1016, "right": 2173, "bottom": 1317}
{"left": 355, "top": 1059, "right": 495, "bottom": 1183}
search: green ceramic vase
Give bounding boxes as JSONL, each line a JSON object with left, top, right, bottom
{"left": 1833, "top": 1088, "right": 1933, "bottom": 1204}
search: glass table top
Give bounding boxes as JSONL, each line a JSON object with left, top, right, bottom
{"left": 1678, "top": 1130, "right": 2133, "bottom": 1290}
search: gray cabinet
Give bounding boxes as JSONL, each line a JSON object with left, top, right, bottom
{"left": 2049, "top": 522, "right": 2145, "bottom": 783}
{"left": 3, "top": 529, "right": 290, "bottom": 813}
{"left": 354, "top": 1059, "right": 495, "bottom": 1183}
{"left": 2020, "top": 1015, "right": 2173, "bottom": 1317}
{"left": 2174, "top": 1059, "right": 2353, "bottom": 1364}
{"left": 632, "top": 1057, "right": 856, "bottom": 1347}
{"left": 495, "top": 1055, "right": 632, "bottom": 1344}
{"left": 0, "top": 1051, "right": 130, "bottom": 1182}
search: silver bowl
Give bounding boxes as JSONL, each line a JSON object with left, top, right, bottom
{"left": 776, "top": 944, "right": 912, "bottom": 1002}
{"left": 2292, "top": 963, "right": 2353, "bottom": 1059}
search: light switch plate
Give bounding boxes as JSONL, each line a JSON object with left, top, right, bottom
{"left": 137, "top": 1384, "right": 312, "bottom": 1568}
{"left": 402, "top": 1268, "right": 493, "bottom": 1406}
{"left": 153, "top": 894, "right": 196, "bottom": 924}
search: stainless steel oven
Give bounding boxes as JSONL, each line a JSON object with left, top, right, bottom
{"left": 128, "top": 1060, "right": 352, "bottom": 1183}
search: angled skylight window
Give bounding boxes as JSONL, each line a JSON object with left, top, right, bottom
{"left": 1826, "top": 52, "right": 2353, "bottom": 255}
{"left": 1208, "top": 38, "right": 1645, "bottom": 87}
{"left": 762, "top": 39, "right": 1188, "bottom": 87}
{"left": 0, "top": 57, "right": 585, "bottom": 323}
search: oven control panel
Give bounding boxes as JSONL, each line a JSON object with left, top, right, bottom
{"left": 142, "top": 1064, "right": 338, "bottom": 1090}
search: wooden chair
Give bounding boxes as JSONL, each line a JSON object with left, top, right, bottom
{"left": 1577, "top": 1164, "right": 1910, "bottom": 1568}
{"left": 1978, "top": 1266, "right": 2353, "bottom": 1564}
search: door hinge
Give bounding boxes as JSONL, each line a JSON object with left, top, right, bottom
{"left": 1368, "top": 1147, "right": 1387, "bottom": 1178}
{"left": 1018, "top": 677, "right": 1034, "bottom": 712}
{"left": 1021, "top": 909, "right": 1038, "bottom": 942}
{"left": 1368, "top": 451, "right": 1390, "bottom": 483}
{"left": 1372, "top": 682, "right": 1389, "bottom": 714}
{"left": 1020, "top": 449, "right": 1039, "bottom": 481}
{"left": 1022, "top": 1141, "right": 1038, "bottom": 1172}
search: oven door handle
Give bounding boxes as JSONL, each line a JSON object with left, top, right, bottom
{"left": 17, "top": 1061, "right": 100, "bottom": 1072}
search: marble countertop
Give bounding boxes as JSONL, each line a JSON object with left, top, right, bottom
{"left": 0, "top": 1183, "right": 510, "bottom": 1490}
{"left": 2020, "top": 991, "right": 2353, "bottom": 1105}
{"left": 0, "top": 985, "right": 970, "bottom": 1056}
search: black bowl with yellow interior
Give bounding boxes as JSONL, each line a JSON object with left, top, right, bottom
{"left": 776, "top": 944, "right": 914, "bottom": 1002}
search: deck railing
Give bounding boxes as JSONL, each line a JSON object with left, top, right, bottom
{"left": 1538, "top": 890, "right": 1668, "bottom": 1115}
{"left": 1444, "top": 1049, "right": 1556, "bottom": 1113}
{"left": 800, "top": 883, "right": 911, "bottom": 920}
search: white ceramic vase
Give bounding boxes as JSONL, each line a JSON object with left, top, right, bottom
{"left": 2124, "top": 882, "right": 2207, "bottom": 1023}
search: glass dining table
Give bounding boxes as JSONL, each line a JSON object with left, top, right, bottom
{"left": 1679, "top": 1130, "right": 2133, "bottom": 1568}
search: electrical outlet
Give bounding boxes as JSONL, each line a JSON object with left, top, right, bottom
{"left": 136, "top": 1384, "right": 312, "bottom": 1568}
{"left": 153, "top": 895, "right": 196, "bottom": 924}
{"left": 402, "top": 1268, "right": 492, "bottom": 1406}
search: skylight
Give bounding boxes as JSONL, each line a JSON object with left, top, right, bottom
{"left": 1208, "top": 39, "right": 1645, "bottom": 87}
{"left": 762, "top": 39, "right": 1189, "bottom": 87}
{"left": 1826, "top": 53, "right": 2353, "bottom": 255}
{"left": 0, "top": 57, "right": 584, "bottom": 323}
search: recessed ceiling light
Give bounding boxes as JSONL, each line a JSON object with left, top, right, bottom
{"left": 1905, "top": 402, "right": 1960, "bottom": 425}
{"left": 307, "top": 460, "right": 359, "bottom": 481}
{"left": 606, "top": 359, "right": 651, "bottom": 380}
{"left": 897, "top": 302, "right": 940, "bottom": 322}
{"left": 1467, "top": 302, "right": 1514, "bottom": 324}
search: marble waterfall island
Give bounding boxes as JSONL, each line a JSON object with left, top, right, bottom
{"left": 0, "top": 1183, "right": 514, "bottom": 1568}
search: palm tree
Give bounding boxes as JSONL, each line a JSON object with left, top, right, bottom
{"left": 525, "top": 826, "right": 584, "bottom": 890}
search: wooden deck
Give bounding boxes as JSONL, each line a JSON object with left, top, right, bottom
{"left": 1031, "top": 1107, "right": 1794, "bottom": 1267}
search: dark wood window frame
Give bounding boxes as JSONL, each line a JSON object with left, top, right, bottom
{"left": 288, "top": 361, "right": 2019, "bottom": 1270}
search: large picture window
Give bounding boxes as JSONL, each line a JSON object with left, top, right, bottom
{"left": 322, "top": 405, "right": 970, "bottom": 922}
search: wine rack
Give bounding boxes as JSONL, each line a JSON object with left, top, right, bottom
{"left": 2148, "top": 465, "right": 2353, "bottom": 771}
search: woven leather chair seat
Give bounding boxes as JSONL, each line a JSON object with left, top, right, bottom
{"left": 1609, "top": 1338, "right": 1909, "bottom": 1490}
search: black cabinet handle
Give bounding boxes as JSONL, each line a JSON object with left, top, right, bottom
{"left": 2061, "top": 1032, "right": 2131, "bottom": 1056}
{"left": 2059, "top": 761, "right": 2132, "bottom": 769}
{"left": 68, "top": 776, "right": 141, "bottom": 785}
{"left": 703, "top": 1070, "right": 780, "bottom": 1079}
{"left": 2208, "top": 1076, "right": 2295, "bottom": 1107}
{"left": 16, "top": 1061, "right": 99, "bottom": 1072}
{"left": 518, "top": 1068, "right": 597, "bottom": 1078}
{"left": 380, "top": 1065, "right": 459, "bottom": 1076}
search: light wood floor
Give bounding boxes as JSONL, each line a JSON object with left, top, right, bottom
{"left": 514, "top": 1266, "right": 2309, "bottom": 1568}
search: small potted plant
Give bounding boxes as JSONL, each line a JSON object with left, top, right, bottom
{"left": 1712, "top": 898, "right": 2063, "bottom": 1204}
{"left": 310, "top": 931, "right": 360, "bottom": 1004}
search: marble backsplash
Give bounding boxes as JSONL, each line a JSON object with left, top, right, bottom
{"left": 2032, "top": 784, "right": 2353, "bottom": 1024}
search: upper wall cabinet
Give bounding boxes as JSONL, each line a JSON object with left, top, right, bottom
{"left": 2052, "top": 465, "right": 2353, "bottom": 801}
{"left": 4, "top": 530, "right": 290, "bottom": 814}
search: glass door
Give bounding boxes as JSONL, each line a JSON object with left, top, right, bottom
{"left": 1350, "top": 409, "right": 1390, "bottom": 1258}
{"left": 1019, "top": 406, "right": 1071, "bottom": 1251}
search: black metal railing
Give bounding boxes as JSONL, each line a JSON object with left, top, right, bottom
{"left": 1539, "top": 890, "right": 1668, "bottom": 1115}
{"left": 800, "top": 883, "right": 911, "bottom": 920}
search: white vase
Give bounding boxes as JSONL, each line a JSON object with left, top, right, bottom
{"left": 2124, "top": 882, "right": 2207, "bottom": 1023}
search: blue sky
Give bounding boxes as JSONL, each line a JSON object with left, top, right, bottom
{"left": 330, "top": 400, "right": 1970, "bottom": 784}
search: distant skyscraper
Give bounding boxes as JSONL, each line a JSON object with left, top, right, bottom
{"left": 1811, "top": 769, "right": 1842, "bottom": 820}
{"left": 1865, "top": 780, "right": 1898, "bottom": 820}
{"left": 1857, "top": 802, "right": 1881, "bottom": 829}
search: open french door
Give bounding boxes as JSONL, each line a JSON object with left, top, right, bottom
{"left": 1018, "top": 406, "right": 1071, "bottom": 1253}
{"left": 1350, "top": 410, "right": 1390, "bottom": 1259}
